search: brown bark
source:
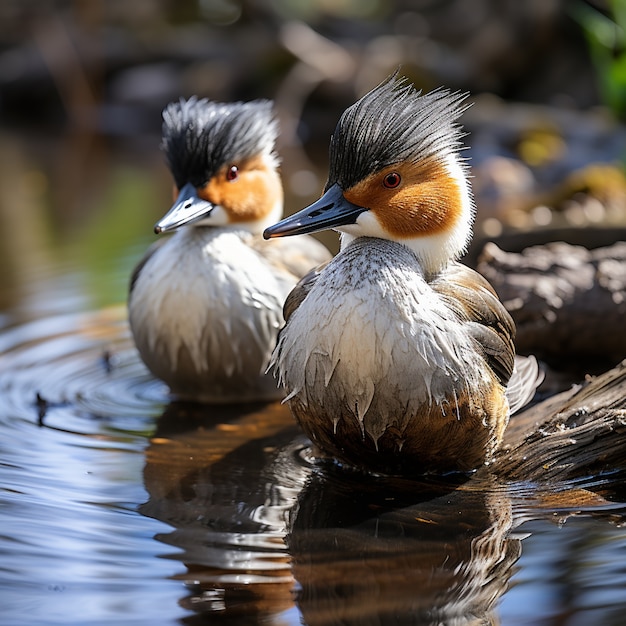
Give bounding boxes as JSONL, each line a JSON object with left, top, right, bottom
{"left": 497, "top": 359, "right": 626, "bottom": 481}
{"left": 477, "top": 240, "right": 626, "bottom": 363}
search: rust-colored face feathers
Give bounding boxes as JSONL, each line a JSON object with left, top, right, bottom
{"left": 342, "top": 158, "right": 465, "bottom": 239}
{"left": 197, "top": 155, "right": 283, "bottom": 224}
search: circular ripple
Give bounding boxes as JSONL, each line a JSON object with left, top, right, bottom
{"left": 0, "top": 305, "right": 169, "bottom": 436}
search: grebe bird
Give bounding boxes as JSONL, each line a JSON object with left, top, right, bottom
{"left": 264, "top": 75, "right": 541, "bottom": 474}
{"left": 128, "top": 97, "right": 330, "bottom": 403}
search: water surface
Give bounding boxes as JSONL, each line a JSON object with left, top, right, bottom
{"left": 1, "top": 254, "right": 626, "bottom": 626}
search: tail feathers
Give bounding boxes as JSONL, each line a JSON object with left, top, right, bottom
{"left": 506, "top": 355, "right": 544, "bottom": 415}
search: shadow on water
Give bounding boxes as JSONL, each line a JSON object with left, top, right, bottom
{"left": 2, "top": 273, "right": 626, "bottom": 625}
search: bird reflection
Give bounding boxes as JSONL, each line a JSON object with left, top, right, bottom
{"left": 289, "top": 469, "right": 519, "bottom": 626}
{"left": 139, "top": 400, "right": 533, "bottom": 624}
{"left": 139, "top": 399, "right": 305, "bottom": 622}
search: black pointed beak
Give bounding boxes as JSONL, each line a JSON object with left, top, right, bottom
{"left": 263, "top": 184, "right": 366, "bottom": 239}
{"left": 154, "top": 182, "right": 214, "bottom": 234}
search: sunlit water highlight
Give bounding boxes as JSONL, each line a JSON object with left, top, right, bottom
{"left": 1, "top": 261, "right": 626, "bottom": 625}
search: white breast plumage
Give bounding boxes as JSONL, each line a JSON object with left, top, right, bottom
{"left": 271, "top": 237, "right": 493, "bottom": 445}
{"left": 130, "top": 227, "right": 290, "bottom": 384}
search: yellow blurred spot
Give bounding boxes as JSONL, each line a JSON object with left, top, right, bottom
{"left": 216, "top": 423, "right": 240, "bottom": 431}
{"left": 151, "top": 437, "right": 172, "bottom": 445}
{"left": 518, "top": 128, "right": 566, "bottom": 167}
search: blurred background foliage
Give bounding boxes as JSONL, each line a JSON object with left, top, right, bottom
{"left": 0, "top": 0, "right": 624, "bottom": 311}
{"left": 574, "top": 0, "right": 626, "bottom": 119}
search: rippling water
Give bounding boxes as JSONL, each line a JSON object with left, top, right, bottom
{"left": 1, "top": 260, "right": 626, "bottom": 625}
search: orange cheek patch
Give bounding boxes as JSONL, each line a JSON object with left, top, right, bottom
{"left": 344, "top": 160, "right": 464, "bottom": 238}
{"left": 197, "top": 157, "right": 283, "bottom": 223}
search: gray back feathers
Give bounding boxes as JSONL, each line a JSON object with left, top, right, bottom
{"left": 327, "top": 74, "right": 469, "bottom": 191}
{"left": 162, "top": 97, "right": 278, "bottom": 188}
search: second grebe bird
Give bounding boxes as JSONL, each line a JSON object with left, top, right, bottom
{"left": 128, "top": 97, "right": 330, "bottom": 403}
{"left": 264, "top": 75, "right": 541, "bottom": 474}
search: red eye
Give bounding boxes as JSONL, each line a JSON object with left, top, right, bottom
{"left": 226, "top": 165, "right": 239, "bottom": 181}
{"left": 383, "top": 172, "right": 401, "bottom": 188}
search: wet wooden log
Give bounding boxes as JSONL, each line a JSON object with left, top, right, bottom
{"left": 497, "top": 359, "right": 626, "bottom": 481}
{"left": 477, "top": 239, "right": 626, "bottom": 363}
{"left": 470, "top": 233, "right": 626, "bottom": 482}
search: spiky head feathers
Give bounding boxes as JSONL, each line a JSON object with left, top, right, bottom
{"left": 326, "top": 75, "right": 469, "bottom": 192}
{"left": 162, "top": 97, "right": 278, "bottom": 189}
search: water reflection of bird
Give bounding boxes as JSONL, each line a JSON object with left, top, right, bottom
{"left": 128, "top": 97, "right": 330, "bottom": 402}
{"left": 264, "top": 74, "right": 543, "bottom": 475}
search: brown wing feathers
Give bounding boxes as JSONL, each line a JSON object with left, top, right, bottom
{"left": 432, "top": 263, "right": 516, "bottom": 387}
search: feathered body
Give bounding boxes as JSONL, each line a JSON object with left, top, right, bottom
{"left": 128, "top": 97, "right": 330, "bottom": 402}
{"left": 264, "top": 75, "right": 541, "bottom": 474}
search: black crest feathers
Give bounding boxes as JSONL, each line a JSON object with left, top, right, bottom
{"left": 162, "top": 97, "right": 278, "bottom": 189}
{"left": 327, "top": 74, "right": 470, "bottom": 191}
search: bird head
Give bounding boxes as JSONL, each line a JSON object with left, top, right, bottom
{"left": 264, "top": 74, "right": 474, "bottom": 275}
{"left": 155, "top": 97, "right": 283, "bottom": 235}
